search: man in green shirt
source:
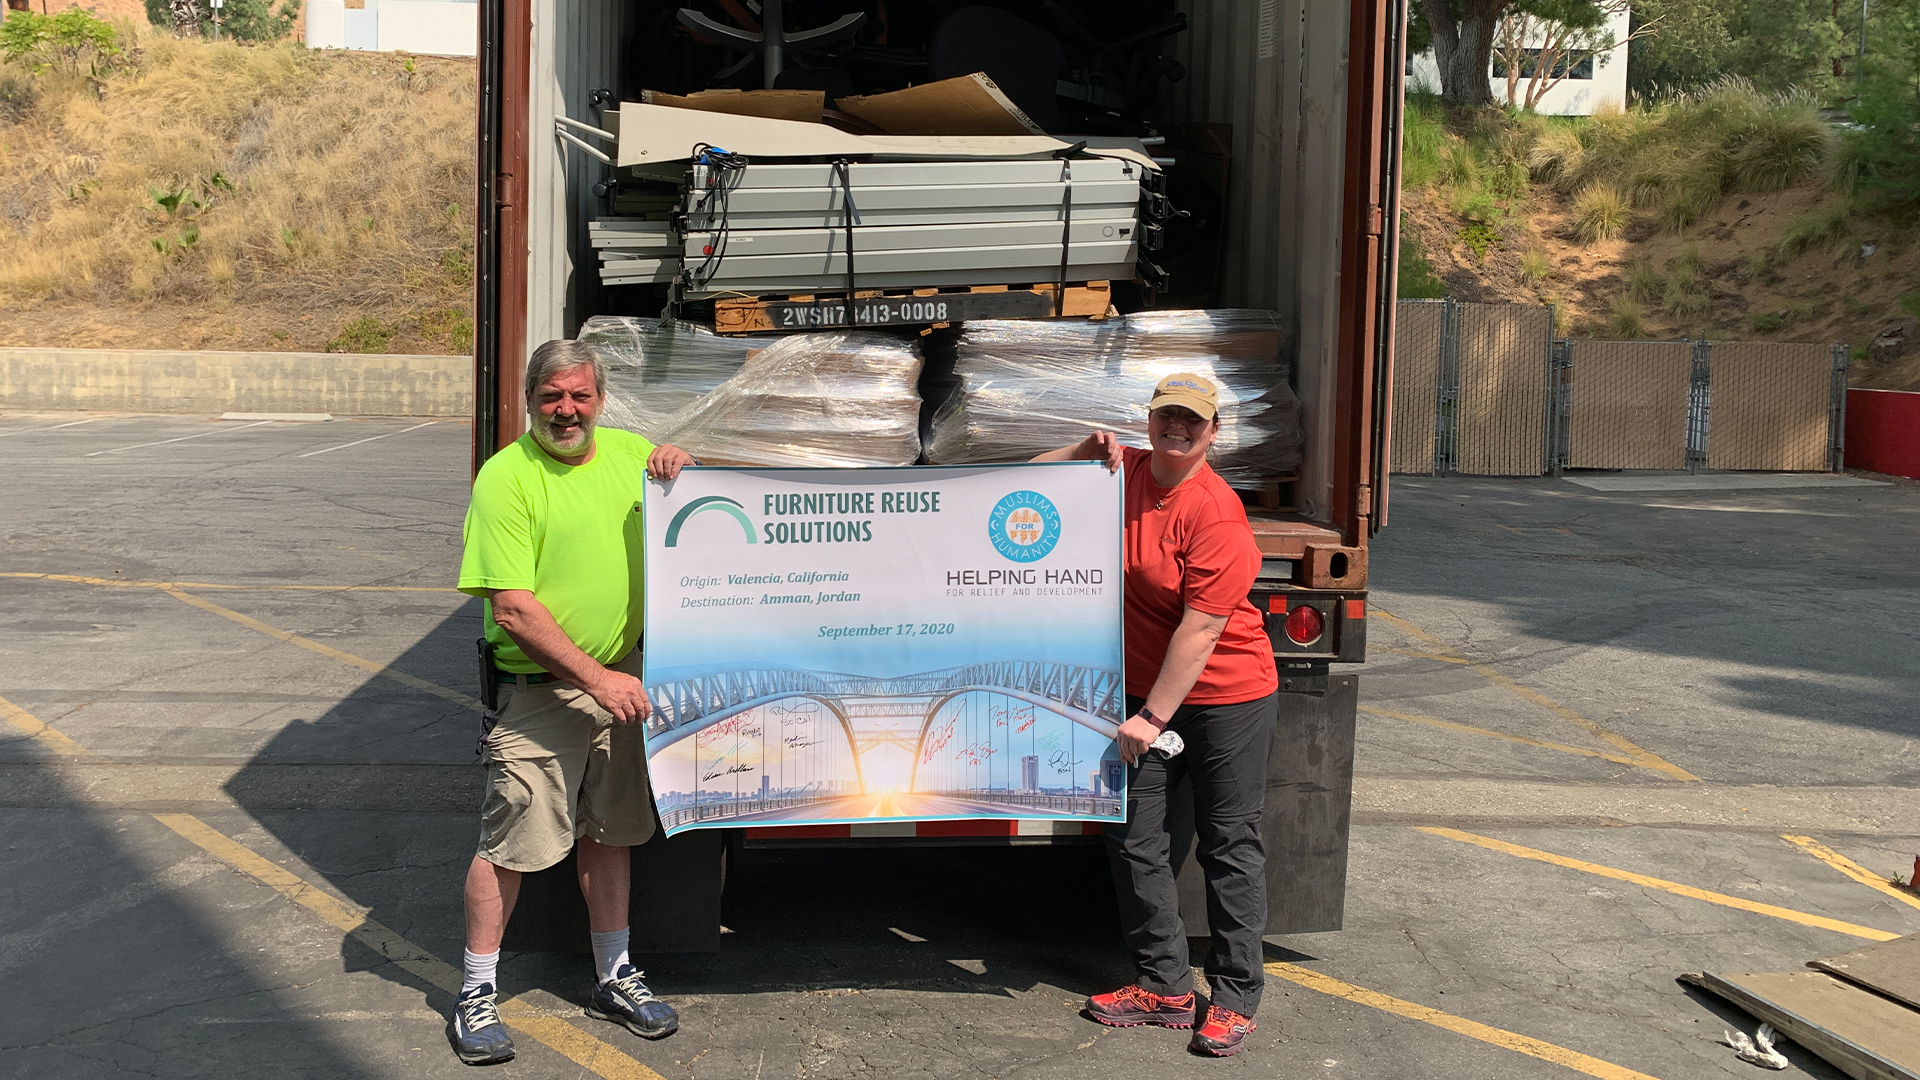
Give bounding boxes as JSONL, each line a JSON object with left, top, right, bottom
{"left": 450, "top": 339, "right": 694, "bottom": 1065}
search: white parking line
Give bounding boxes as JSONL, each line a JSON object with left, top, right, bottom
{"left": 296, "top": 421, "right": 438, "bottom": 458}
{"left": 0, "top": 418, "right": 100, "bottom": 437}
{"left": 85, "top": 420, "right": 274, "bottom": 457}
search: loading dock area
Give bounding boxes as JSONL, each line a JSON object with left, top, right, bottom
{"left": 2, "top": 411, "right": 1917, "bottom": 1078}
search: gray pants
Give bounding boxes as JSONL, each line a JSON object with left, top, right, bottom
{"left": 1104, "top": 691, "right": 1277, "bottom": 1016}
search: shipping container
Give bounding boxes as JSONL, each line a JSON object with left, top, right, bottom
{"left": 471, "top": 0, "right": 1404, "bottom": 951}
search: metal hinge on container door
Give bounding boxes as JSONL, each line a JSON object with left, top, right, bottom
{"left": 494, "top": 172, "right": 515, "bottom": 210}
{"left": 1365, "top": 203, "right": 1384, "bottom": 236}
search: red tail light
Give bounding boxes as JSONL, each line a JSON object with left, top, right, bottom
{"left": 1284, "top": 604, "right": 1325, "bottom": 645}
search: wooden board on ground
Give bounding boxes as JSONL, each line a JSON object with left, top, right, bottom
{"left": 1681, "top": 969, "right": 1920, "bottom": 1080}
{"left": 1812, "top": 933, "right": 1920, "bottom": 1011}
{"left": 712, "top": 282, "right": 1112, "bottom": 334}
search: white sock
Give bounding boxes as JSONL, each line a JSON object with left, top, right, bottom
{"left": 462, "top": 948, "right": 500, "bottom": 995}
{"left": 590, "top": 927, "right": 631, "bottom": 985}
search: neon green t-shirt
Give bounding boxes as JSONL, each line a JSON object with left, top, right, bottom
{"left": 458, "top": 428, "right": 655, "bottom": 673}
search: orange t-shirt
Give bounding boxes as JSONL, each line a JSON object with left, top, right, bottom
{"left": 1122, "top": 447, "right": 1279, "bottom": 705}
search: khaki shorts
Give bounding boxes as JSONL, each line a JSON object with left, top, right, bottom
{"left": 477, "top": 650, "right": 656, "bottom": 872}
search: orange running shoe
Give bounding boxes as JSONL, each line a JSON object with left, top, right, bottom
{"left": 1189, "top": 1005, "right": 1256, "bottom": 1056}
{"left": 1084, "top": 984, "right": 1197, "bottom": 1028}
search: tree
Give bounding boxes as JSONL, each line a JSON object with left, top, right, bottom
{"left": 0, "top": 8, "right": 120, "bottom": 75}
{"left": 1844, "top": 0, "right": 1920, "bottom": 207}
{"left": 1628, "top": 0, "right": 1847, "bottom": 100}
{"left": 169, "top": 0, "right": 199, "bottom": 38}
{"left": 1421, "top": 0, "right": 1510, "bottom": 107}
{"left": 1492, "top": 0, "right": 1662, "bottom": 109}
{"left": 143, "top": 0, "right": 300, "bottom": 42}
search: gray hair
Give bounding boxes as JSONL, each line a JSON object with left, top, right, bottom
{"left": 524, "top": 339, "right": 607, "bottom": 408}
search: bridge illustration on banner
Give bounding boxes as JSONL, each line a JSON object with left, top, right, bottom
{"left": 643, "top": 662, "right": 1127, "bottom": 832}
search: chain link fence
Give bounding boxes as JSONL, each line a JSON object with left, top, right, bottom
{"left": 1566, "top": 340, "right": 1693, "bottom": 471}
{"left": 1702, "top": 342, "right": 1841, "bottom": 472}
{"left": 1390, "top": 300, "right": 1848, "bottom": 477}
{"left": 1390, "top": 300, "right": 1444, "bottom": 475}
{"left": 1453, "top": 302, "right": 1554, "bottom": 476}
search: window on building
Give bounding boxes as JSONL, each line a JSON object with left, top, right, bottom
{"left": 1491, "top": 49, "right": 1594, "bottom": 80}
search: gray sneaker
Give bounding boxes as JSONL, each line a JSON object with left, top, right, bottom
{"left": 449, "top": 983, "right": 515, "bottom": 1065}
{"left": 586, "top": 964, "right": 679, "bottom": 1039}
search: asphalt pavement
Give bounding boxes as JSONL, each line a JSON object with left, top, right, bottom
{"left": 2, "top": 410, "right": 1917, "bottom": 1079}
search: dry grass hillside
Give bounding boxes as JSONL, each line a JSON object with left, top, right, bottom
{"left": 0, "top": 34, "right": 474, "bottom": 354}
{"left": 1399, "top": 88, "right": 1920, "bottom": 393}
{"left": 1404, "top": 183, "right": 1920, "bottom": 392}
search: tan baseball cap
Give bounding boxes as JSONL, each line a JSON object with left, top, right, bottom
{"left": 1147, "top": 373, "right": 1219, "bottom": 421}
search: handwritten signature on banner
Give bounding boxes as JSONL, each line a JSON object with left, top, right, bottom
{"left": 991, "top": 705, "right": 1036, "bottom": 732}
{"left": 956, "top": 742, "right": 999, "bottom": 766}
{"left": 921, "top": 720, "right": 955, "bottom": 763}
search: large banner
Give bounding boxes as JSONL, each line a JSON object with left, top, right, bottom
{"left": 642, "top": 462, "right": 1125, "bottom": 837}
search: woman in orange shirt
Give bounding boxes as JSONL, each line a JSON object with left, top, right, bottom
{"left": 1033, "top": 373, "right": 1280, "bottom": 1057}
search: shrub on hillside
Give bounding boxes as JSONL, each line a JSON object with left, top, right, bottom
{"left": 1398, "top": 221, "right": 1448, "bottom": 299}
{"left": 1607, "top": 295, "right": 1648, "bottom": 339}
{"left": 1624, "top": 259, "right": 1661, "bottom": 302}
{"left": 0, "top": 66, "right": 34, "bottom": 123}
{"left": 1777, "top": 205, "right": 1854, "bottom": 257}
{"left": 1548, "top": 79, "right": 1829, "bottom": 234}
{"left": 0, "top": 8, "right": 123, "bottom": 76}
{"left": 1573, "top": 183, "right": 1630, "bottom": 243}
{"left": 1728, "top": 97, "right": 1827, "bottom": 191}
{"left": 1662, "top": 244, "right": 1711, "bottom": 316}
{"left": 1527, "top": 124, "right": 1584, "bottom": 187}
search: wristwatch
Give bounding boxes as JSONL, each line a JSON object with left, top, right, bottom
{"left": 1137, "top": 706, "right": 1161, "bottom": 727}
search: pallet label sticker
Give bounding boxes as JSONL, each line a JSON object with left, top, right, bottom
{"left": 641, "top": 462, "right": 1126, "bottom": 836}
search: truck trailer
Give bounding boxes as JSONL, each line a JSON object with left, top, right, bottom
{"left": 469, "top": 0, "right": 1405, "bottom": 950}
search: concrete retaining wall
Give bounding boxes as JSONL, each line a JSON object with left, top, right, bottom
{"left": 0, "top": 348, "right": 473, "bottom": 417}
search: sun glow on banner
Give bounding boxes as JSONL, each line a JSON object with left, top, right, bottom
{"left": 641, "top": 462, "right": 1125, "bottom": 836}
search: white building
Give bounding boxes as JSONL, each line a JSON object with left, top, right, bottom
{"left": 1409, "top": 5, "right": 1631, "bottom": 115}
{"left": 305, "top": 0, "right": 477, "bottom": 57}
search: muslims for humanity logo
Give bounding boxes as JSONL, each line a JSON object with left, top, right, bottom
{"left": 664, "top": 495, "right": 758, "bottom": 547}
{"left": 987, "top": 490, "right": 1060, "bottom": 563}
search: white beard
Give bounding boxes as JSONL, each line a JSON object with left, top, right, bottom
{"left": 528, "top": 411, "right": 595, "bottom": 458}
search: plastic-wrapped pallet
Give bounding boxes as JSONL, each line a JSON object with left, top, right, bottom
{"left": 654, "top": 332, "right": 925, "bottom": 468}
{"left": 581, "top": 316, "right": 779, "bottom": 439}
{"left": 927, "top": 310, "right": 1303, "bottom": 486}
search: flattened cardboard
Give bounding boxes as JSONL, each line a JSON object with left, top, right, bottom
{"left": 1813, "top": 932, "right": 1920, "bottom": 1012}
{"left": 613, "top": 104, "right": 1159, "bottom": 172}
{"left": 1683, "top": 970, "right": 1920, "bottom": 1080}
{"left": 640, "top": 88, "right": 826, "bottom": 124}
{"left": 835, "top": 73, "right": 1043, "bottom": 136}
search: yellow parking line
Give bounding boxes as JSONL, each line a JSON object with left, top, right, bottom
{"left": 1420, "top": 827, "right": 1900, "bottom": 941}
{"left": 1384, "top": 647, "right": 1475, "bottom": 665}
{"left": 158, "top": 814, "right": 668, "bottom": 1080}
{"left": 1370, "top": 608, "right": 1700, "bottom": 782}
{"left": 1781, "top": 834, "right": 1920, "bottom": 913}
{"left": 1265, "top": 961, "right": 1664, "bottom": 1080}
{"left": 1, "top": 571, "right": 478, "bottom": 708}
{"left": 159, "top": 587, "right": 482, "bottom": 711}
{"left": 0, "top": 571, "right": 459, "bottom": 593}
{"left": 0, "top": 692, "right": 90, "bottom": 755}
{"left": 1359, "top": 705, "right": 1646, "bottom": 770}
{"left": 0, "top": 692, "right": 662, "bottom": 1080}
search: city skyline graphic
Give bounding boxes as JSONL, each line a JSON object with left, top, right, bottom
{"left": 642, "top": 662, "right": 1127, "bottom": 833}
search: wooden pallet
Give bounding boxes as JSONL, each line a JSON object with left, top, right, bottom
{"left": 711, "top": 281, "right": 1113, "bottom": 335}
{"left": 1235, "top": 475, "right": 1298, "bottom": 511}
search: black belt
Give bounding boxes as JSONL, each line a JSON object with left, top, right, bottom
{"left": 495, "top": 668, "right": 556, "bottom": 685}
